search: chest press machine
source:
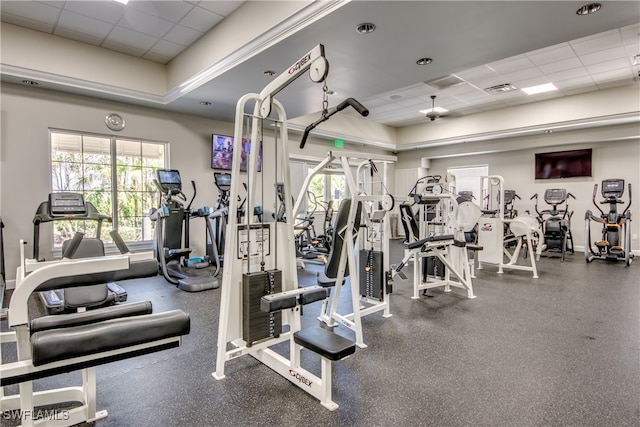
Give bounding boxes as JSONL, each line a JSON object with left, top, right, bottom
{"left": 214, "top": 44, "right": 372, "bottom": 410}
{"left": 1, "top": 255, "right": 190, "bottom": 426}
{"left": 393, "top": 179, "right": 482, "bottom": 300}
{"left": 295, "top": 152, "right": 396, "bottom": 348}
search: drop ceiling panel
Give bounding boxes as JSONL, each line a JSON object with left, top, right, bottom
{"left": 128, "top": 1, "right": 192, "bottom": 22}
{"left": 56, "top": 10, "right": 113, "bottom": 39}
{"left": 119, "top": 9, "right": 174, "bottom": 38}
{"left": 163, "top": 24, "right": 202, "bottom": 46}
{"left": 63, "top": 1, "right": 125, "bottom": 24}
{"left": 0, "top": 1, "right": 61, "bottom": 25}
{"left": 180, "top": 6, "right": 223, "bottom": 32}
{"left": 526, "top": 44, "right": 576, "bottom": 65}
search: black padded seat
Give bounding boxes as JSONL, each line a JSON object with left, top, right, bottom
{"left": 31, "top": 309, "right": 190, "bottom": 366}
{"left": 467, "top": 244, "right": 483, "bottom": 251}
{"left": 406, "top": 234, "right": 454, "bottom": 250}
{"left": 316, "top": 271, "right": 346, "bottom": 288}
{"left": 30, "top": 301, "right": 153, "bottom": 334}
{"left": 293, "top": 327, "right": 355, "bottom": 361}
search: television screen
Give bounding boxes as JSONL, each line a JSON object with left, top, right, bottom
{"left": 211, "top": 134, "right": 262, "bottom": 172}
{"left": 535, "top": 149, "right": 592, "bottom": 179}
{"left": 211, "top": 134, "right": 234, "bottom": 170}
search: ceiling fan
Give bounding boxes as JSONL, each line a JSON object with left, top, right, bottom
{"left": 426, "top": 95, "right": 442, "bottom": 121}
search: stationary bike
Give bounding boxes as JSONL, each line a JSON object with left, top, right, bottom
{"left": 531, "top": 189, "right": 575, "bottom": 261}
{"left": 584, "top": 179, "right": 633, "bottom": 266}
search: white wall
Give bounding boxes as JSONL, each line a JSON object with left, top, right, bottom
{"left": 395, "top": 137, "right": 640, "bottom": 253}
{"left": 0, "top": 82, "right": 365, "bottom": 281}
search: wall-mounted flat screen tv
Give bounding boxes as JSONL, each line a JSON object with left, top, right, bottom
{"left": 535, "top": 148, "right": 592, "bottom": 179}
{"left": 211, "top": 134, "right": 262, "bottom": 172}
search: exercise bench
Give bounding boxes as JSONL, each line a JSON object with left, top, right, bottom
{"left": 1, "top": 256, "right": 190, "bottom": 427}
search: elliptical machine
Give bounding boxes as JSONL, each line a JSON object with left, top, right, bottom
{"left": 585, "top": 179, "right": 633, "bottom": 266}
{"left": 151, "top": 169, "right": 220, "bottom": 292}
{"left": 531, "top": 189, "right": 575, "bottom": 261}
{"left": 206, "top": 172, "right": 231, "bottom": 266}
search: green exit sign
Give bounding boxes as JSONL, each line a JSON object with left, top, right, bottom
{"left": 334, "top": 139, "right": 344, "bottom": 148}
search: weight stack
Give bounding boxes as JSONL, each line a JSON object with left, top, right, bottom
{"left": 359, "top": 250, "right": 383, "bottom": 300}
{"left": 242, "top": 270, "right": 282, "bottom": 345}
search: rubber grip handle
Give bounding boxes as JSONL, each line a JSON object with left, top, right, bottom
{"left": 299, "top": 127, "right": 312, "bottom": 149}
{"left": 337, "top": 98, "right": 369, "bottom": 116}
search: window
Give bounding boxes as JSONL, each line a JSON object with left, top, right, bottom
{"left": 307, "top": 173, "right": 346, "bottom": 213}
{"left": 447, "top": 165, "right": 488, "bottom": 205}
{"left": 50, "top": 130, "right": 166, "bottom": 249}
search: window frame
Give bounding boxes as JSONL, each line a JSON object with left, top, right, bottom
{"left": 49, "top": 128, "right": 168, "bottom": 254}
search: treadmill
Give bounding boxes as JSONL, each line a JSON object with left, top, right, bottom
{"left": 33, "top": 193, "right": 128, "bottom": 313}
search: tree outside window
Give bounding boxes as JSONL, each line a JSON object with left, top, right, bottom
{"left": 50, "top": 131, "right": 166, "bottom": 248}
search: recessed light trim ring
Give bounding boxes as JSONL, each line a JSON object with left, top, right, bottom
{"left": 576, "top": 3, "right": 601, "bottom": 15}
{"left": 356, "top": 23, "right": 376, "bottom": 34}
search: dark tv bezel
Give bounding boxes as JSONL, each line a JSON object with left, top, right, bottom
{"left": 534, "top": 148, "right": 592, "bottom": 180}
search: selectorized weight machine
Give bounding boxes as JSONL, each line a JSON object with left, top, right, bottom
{"left": 214, "top": 44, "right": 370, "bottom": 410}
{"left": 393, "top": 176, "right": 481, "bottom": 300}
{"left": 295, "top": 152, "right": 396, "bottom": 348}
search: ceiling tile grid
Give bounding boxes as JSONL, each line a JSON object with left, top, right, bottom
{"left": 364, "top": 23, "right": 640, "bottom": 126}
{"left": 0, "top": 0, "right": 244, "bottom": 64}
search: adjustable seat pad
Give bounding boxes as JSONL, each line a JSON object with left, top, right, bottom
{"left": 30, "top": 301, "right": 153, "bottom": 334}
{"left": 407, "top": 234, "right": 454, "bottom": 250}
{"left": 31, "top": 309, "right": 190, "bottom": 366}
{"left": 293, "top": 327, "right": 355, "bottom": 361}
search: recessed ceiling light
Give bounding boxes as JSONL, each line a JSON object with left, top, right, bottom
{"left": 485, "top": 83, "right": 517, "bottom": 94}
{"left": 522, "top": 82, "right": 557, "bottom": 95}
{"left": 113, "top": 0, "right": 128, "bottom": 5}
{"left": 632, "top": 54, "right": 640, "bottom": 65}
{"left": 200, "top": 101, "right": 211, "bottom": 106}
{"left": 356, "top": 23, "right": 376, "bottom": 34}
{"left": 416, "top": 58, "right": 433, "bottom": 65}
{"left": 576, "top": 3, "right": 601, "bottom": 15}
{"left": 544, "top": 130, "right": 553, "bottom": 134}
{"left": 21, "top": 79, "right": 38, "bottom": 86}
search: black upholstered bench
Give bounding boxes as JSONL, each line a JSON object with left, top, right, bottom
{"left": 293, "top": 327, "right": 355, "bottom": 361}
{"left": 30, "top": 309, "right": 190, "bottom": 367}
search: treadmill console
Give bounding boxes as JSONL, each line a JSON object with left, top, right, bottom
{"left": 157, "top": 169, "right": 182, "bottom": 192}
{"left": 601, "top": 179, "right": 624, "bottom": 199}
{"left": 544, "top": 188, "right": 567, "bottom": 205}
{"left": 48, "top": 192, "right": 87, "bottom": 216}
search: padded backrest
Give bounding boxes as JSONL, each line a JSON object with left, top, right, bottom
{"left": 61, "top": 237, "right": 108, "bottom": 308}
{"left": 399, "top": 203, "right": 419, "bottom": 241}
{"left": 61, "top": 238, "right": 105, "bottom": 258}
{"left": 324, "top": 199, "right": 362, "bottom": 279}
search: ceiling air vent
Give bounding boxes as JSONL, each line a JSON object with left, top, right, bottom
{"left": 484, "top": 83, "right": 517, "bottom": 94}
{"left": 424, "top": 74, "right": 465, "bottom": 90}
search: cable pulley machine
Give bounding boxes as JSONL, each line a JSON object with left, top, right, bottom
{"left": 214, "top": 44, "right": 369, "bottom": 410}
